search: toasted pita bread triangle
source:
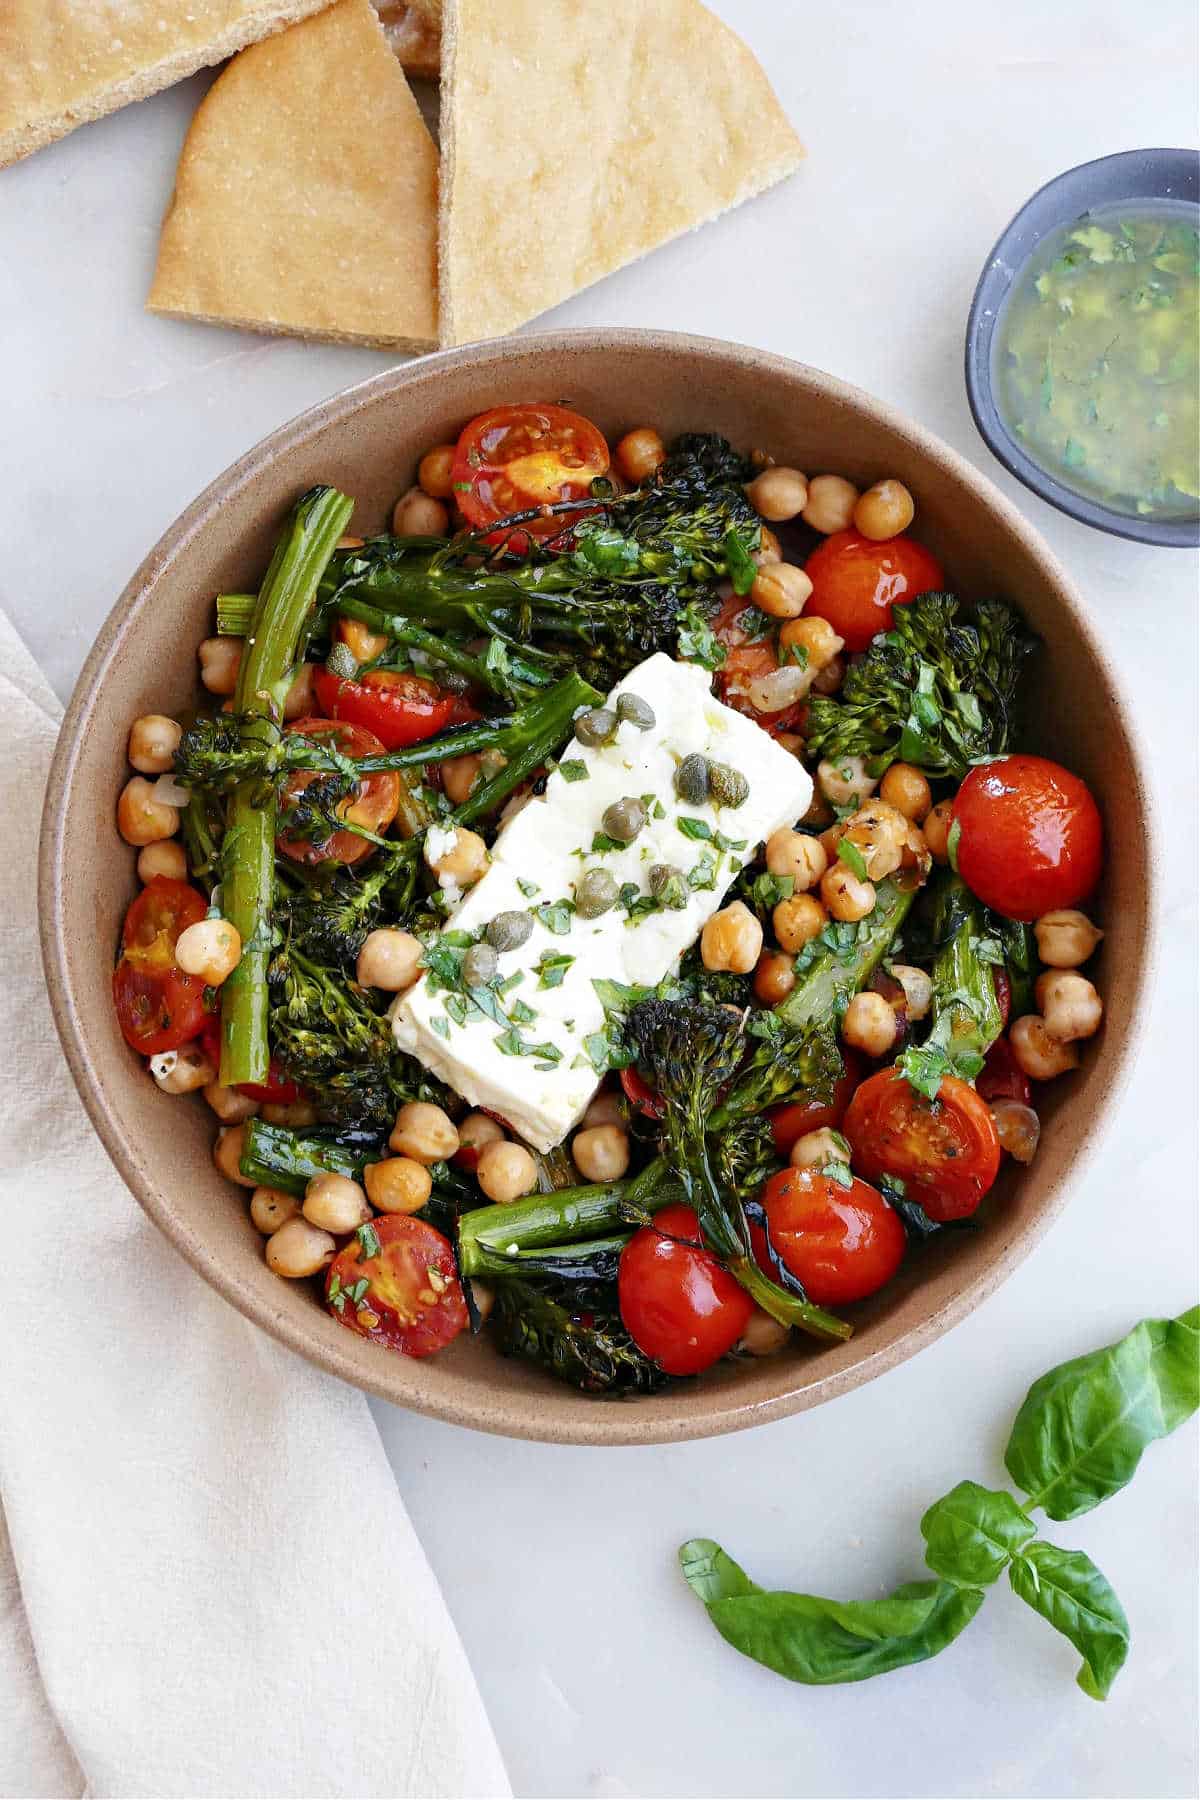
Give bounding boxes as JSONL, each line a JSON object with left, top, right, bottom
{"left": 148, "top": 0, "right": 438, "bottom": 350}
{"left": 0, "top": 0, "right": 332, "bottom": 171}
{"left": 437, "top": 0, "right": 803, "bottom": 347}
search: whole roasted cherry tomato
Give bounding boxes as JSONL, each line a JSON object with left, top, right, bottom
{"left": 710, "top": 593, "right": 807, "bottom": 735}
{"left": 952, "top": 754, "right": 1103, "bottom": 921}
{"left": 768, "top": 1051, "right": 863, "bottom": 1154}
{"left": 312, "top": 667, "right": 472, "bottom": 750}
{"left": 277, "top": 718, "right": 401, "bottom": 867}
{"left": 618, "top": 1202, "right": 753, "bottom": 1376}
{"left": 976, "top": 1036, "right": 1032, "bottom": 1107}
{"left": 112, "top": 877, "right": 209, "bottom": 1055}
{"left": 326, "top": 1216, "right": 468, "bottom": 1357}
{"left": 236, "top": 1062, "right": 301, "bottom": 1105}
{"left": 451, "top": 402, "right": 610, "bottom": 548}
{"left": 843, "top": 1066, "right": 1001, "bottom": 1222}
{"left": 804, "top": 531, "right": 945, "bottom": 653}
{"left": 753, "top": 1165, "right": 905, "bottom": 1306}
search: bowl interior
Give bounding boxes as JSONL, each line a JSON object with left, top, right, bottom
{"left": 39, "top": 331, "right": 1153, "bottom": 1444}
{"left": 965, "top": 147, "right": 1200, "bottom": 548}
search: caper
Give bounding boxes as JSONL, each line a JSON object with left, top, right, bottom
{"left": 602, "top": 797, "right": 647, "bottom": 843}
{"left": 674, "top": 753, "right": 710, "bottom": 806}
{"left": 485, "top": 910, "right": 533, "bottom": 954}
{"left": 708, "top": 761, "right": 749, "bottom": 808}
{"left": 616, "top": 692, "right": 656, "bottom": 732}
{"left": 649, "top": 863, "right": 688, "bottom": 909}
{"left": 575, "top": 868, "right": 619, "bottom": 918}
{"left": 574, "top": 706, "right": 617, "bottom": 748}
{"left": 462, "top": 943, "right": 498, "bottom": 988}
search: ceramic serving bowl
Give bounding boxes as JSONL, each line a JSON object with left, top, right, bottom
{"left": 39, "top": 330, "right": 1155, "bottom": 1445}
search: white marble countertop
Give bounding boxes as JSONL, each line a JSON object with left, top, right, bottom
{"left": 2, "top": 2, "right": 1196, "bottom": 1795}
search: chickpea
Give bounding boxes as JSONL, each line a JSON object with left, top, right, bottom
{"left": 356, "top": 927, "right": 423, "bottom": 992}
{"left": 754, "top": 950, "right": 797, "bottom": 1006}
{"left": 615, "top": 427, "right": 667, "bottom": 485}
{"left": 283, "top": 661, "right": 317, "bottom": 721}
{"left": 442, "top": 754, "right": 482, "bottom": 807}
{"left": 303, "top": 1173, "right": 371, "bottom": 1235}
{"left": 890, "top": 963, "right": 933, "bottom": 1022}
{"left": 470, "top": 1280, "right": 496, "bottom": 1324}
{"left": 779, "top": 615, "right": 844, "bottom": 672}
{"left": 458, "top": 1112, "right": 506, "bottom": 1156}
{"left": 213, "top": 1124, "right": 256, "bottom": 1188}
{"left": 746, "top": 466, "right": 809, "bottom": 521}
{"left": 572, "top": 1124, "right": 631, "bottom": 1183}
{"left": 818, "top": 820, "right": 848, "bottom": 863}
{"left": 260, "top": 1099, "right": 319, "bottom": 1128}
{"left": 198, "top": 636, "right": 242, "bottom": 696}
{"left": 751, "top": 562, "right": 812, "bottom": 620}
{"left": 127, "top": 713, "right": 182, "bottom": 775}
{"left": 773, "top": 893, "right": 828, "bottom": 953}
{"left": 1036, "top": 971, "right": 1103, "bottom": 1043}
{"left": 364, "top": 1156, "right": 434, "bottom": 1216}
{"left": 765, "top": 827, "right": 827, "bottom": 891}
{"left": 152, "top": 1043, "right": 215, "bottom": 1095}
{"left": 752, "top": 525, "right": 783, "bottom": 568}
{"left": 842, "top": 801, "right": 910, "bottom": 882}
{"left": 800, "top": 787, "right": 834, "bottom": 829}
{"left": 476, "top": 1140, "right": 537, "bottom": 1204}
{"left": 789, "top": 1127, "right": 849, "bottom": 1171}
{"left": 266, "top": 1216, "right": 336, "bottom": 1279}
{"left": 841, "top": 991, "right": 898, "bottom": 1057}
{"left": 853, "top": 479, "right": 915, "bottom": 541}
{"left": 582, "top": 1089, "right": 626, "bottom": 1130}
{"left": 879, "top": 762, "right": 932, "bottom": 823}
{"left": 175, "top": 918, "right": 242, "bottom": 986}
{"left": 736, "top": 1309, "right": 792, "bottom": 1357}
{"left": 204, "top": 1082, "right": 259, "bottom": 1125}
{"left": 810, "top": 654, "right": 846, "bottom": 696}
{"left": 389, "top": 1100, "right": 459, "bottom": 1164}
{"left": 250, "top": 1187, "right": 299, "bottom": 1235}
{"left": 1010, "top": 1014, "right": 1080, "bottom": 1080}
{"left": 337, "top": 616, "right": 389, "bottom": 663}
{"left": 821, "top": 865, "right": 877, "bottom": 923}
{"left": 901, "top": 819, "right": 933, "bottom": 879}
{"left": 117, "top": 776, "right": 181, "bottom": 847}
{"left": 700, "top": 900, "right": 763, "bottom": 975}
{"left": 802, "top": 474, "right": 859, "bottom": 535}
{"left": 425, "top": 826, "right": 489, "bottom": 888}
{"left": 923, "top": 799, "right": 954, "bottom": 863}
{"left": 1035, "top": 909, "right": 1104, "bottom": 969}
{"left": 393, "top": 486, "right": 449, "bottom": 536}
{"left": 990, "top": 1098, "right": 1041, "bottom": 1165}
{"left": 817, "top": 755, "right": 877, "bottom": 809}
{"left": 418, "top": 444, "right": 457, "bottom": 499}
{"left": 137, "top": 840, "right": 189, "bottom": 883}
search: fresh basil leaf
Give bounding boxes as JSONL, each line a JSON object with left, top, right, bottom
{"left": 1005, "top": 1307, "right": 1200, "bottom": 1520}
{"left": 837, "top": 837, "right": 869, "bottom": 882}
{"left": 724, "top": 527, "right": 758, "bottom": 597}
{"left": 676, "top": 605, "right": 727, "bottom": 672}
{"left": 1008, "top": 1541, "right": 1129, "bottom": 1700}
{"left": 679, "top": 1543, "right": 985, "bottom": 1685}
{"left": 535, "top": 901, "right": 574, "bottom": 936}
{"left": 920, "top": 1481, "right": 1036, "bottom": 1588}
{"left": 677, "top": 816, "right": 712, "bottom": 841}
{"left": 558, "top": 759, "right": 589, "bottom": 783}
{"left": 895, "top": 1041, "right": 953, "bottom": 1102}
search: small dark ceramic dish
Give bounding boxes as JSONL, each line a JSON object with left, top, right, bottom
{"left": 966, "top": 147, "right": 1200, "bottom": 548}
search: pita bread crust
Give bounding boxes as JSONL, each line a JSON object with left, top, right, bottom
{"left": 0, "top": 0, "right": 333, "bottom": 170}
{"left": 147, "top": 0, "right": 438, "bottom": 350}
{"left": 438, "top": 0, "right": 804, "bottom": 347}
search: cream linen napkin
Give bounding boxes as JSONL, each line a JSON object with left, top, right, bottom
{"left": 0, "top": 611, "right": 510, "bottom": 1800}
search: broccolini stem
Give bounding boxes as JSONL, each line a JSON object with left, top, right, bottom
{"left": 728, "top": 1256, "right": 853, "bottom": 1343}
{"left": 220, "top": 486, "right": 354, "bottom": 1085}
{"left": 776, "top": 877, "right": 916, "bottom": 1030}
{"left": 456, "top": 1157, "right": 673, "bottom": 1275}
{"left": 927, "top": 873, "right": 1004, "bottom": 1080}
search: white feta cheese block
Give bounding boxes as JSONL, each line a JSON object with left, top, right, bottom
{"left": 392, "top": 653, "right": 812, "bottom": 1151}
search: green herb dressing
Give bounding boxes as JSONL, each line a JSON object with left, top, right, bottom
{"left": 994, "top": 206, "right": 1199, "bottom": 520}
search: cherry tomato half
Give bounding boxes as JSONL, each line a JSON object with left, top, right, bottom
{"left": 112, "top": 877, "right": 209, "bottom": 1055}
{"left": 843, "top": 1067, "right": 1001, "bottom": 1222}
{"left": 710, "top": 594, "right": 807, "bottom": 735}
{"left": 804, "top": 531, "right": 945, "bottom": 654}
{"left": 277, "top": 718, "right": 401, "bottom": 867}
{"left": 620, "top": 1065, "right": 666, "bottom": 1121}
{"left": 769, "top": 1051, "right": 863, "bottom": 1155}
{"left": 952, "top": 754, "right": 1103, "bottom": 921}
{"left": 451, "top": 403, "right": 610, "bottom": 548}
{"left": 976, "top": 1036, "right": 1032, "bottom": 1108}
{"left": 312, "top": 666, "right": 472, "bottom": 751}
{"left": 326, "top": 1216, "right": 468, "bottom": 1358}
{"left": 618, "top": 1202, "right": 753, "bottom": 1377}
{"left": 753, "top": 1166, "right": 905, "bottom": 1306}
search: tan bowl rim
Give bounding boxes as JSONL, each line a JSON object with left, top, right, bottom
{"left": 37, "top": 327, "right": 1160, "bottom": 1444}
